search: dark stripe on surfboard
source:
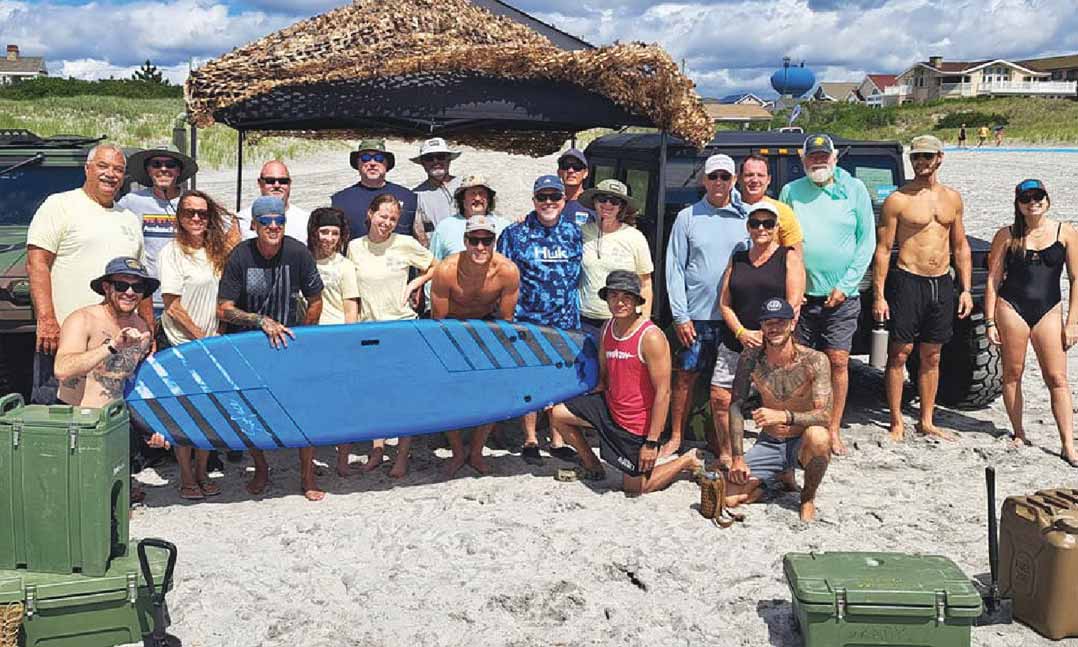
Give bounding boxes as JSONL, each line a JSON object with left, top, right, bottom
{"left": 540, "top": 328, "right": 576, "bottom": 365}
{"left": 176, "top": 395, "right": 229, "bottom": 450}
{"left": 143, "top": 398, "right": 194, "bottom": 447}
{"left": 238, "top": 391, "right": 286, "bottom": 448}
{"left": 437, "top": 321, "right": 477, "bottom": 370}
{"left": 482, "top": 320, "right": 527, "bottom": 367}
{"left": 206, "top": 393, "right": 258, "bottom": 450}
{"left": 460, "top": 321, "right": 503, "bottom": 369}
{"left": 514, "top": 324, "right": 552, "bottom": 365}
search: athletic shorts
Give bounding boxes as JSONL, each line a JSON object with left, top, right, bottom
{"left": 884, "top": 268, "right": 954, "bottom": 345}
{"left": 675, "top": 320, "right": 723, "bottom": 373}
{"left": 564, "top": 392, "right": 646, "bottom": 477}
{"left": 32, "top": 351, "right": 59, "bottom": 405}
{"left": 580, "top": 316, "right": 607, "bottom": 348}
{"left": 710, "top": 343, "right": 741, "bottom": 389}
{"left": 797, "top": 296, "right": 860, "bottom": 352}
{"left": 745, "top": 433, "right": 804, "bottom": 483}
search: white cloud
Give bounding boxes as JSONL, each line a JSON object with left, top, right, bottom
{"left": 52, "top": 58, "right": 196, "bottom": 85}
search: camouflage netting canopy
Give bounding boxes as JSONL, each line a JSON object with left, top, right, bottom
{"left": 184, "top": 0, "right": 713, "bottom": 155}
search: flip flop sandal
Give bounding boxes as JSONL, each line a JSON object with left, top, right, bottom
{"left": 179, "top": 484, "right": 205, "bottom": 501}
{"left": 1061, "top": 452, "right": 1078, "bottom": 468}
{"left": 696, "top": 471, "right": 744, "bottom": 529}
{"left": 555, "top": 466, "right": 605, "bottom": 482}
{"left": 198, "top": 480, "right": 222, "bottom": 497}
{"left": 548, "top": 445, "right": 579, "bottom": 463}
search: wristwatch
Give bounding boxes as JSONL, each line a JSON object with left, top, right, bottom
{"left": 643, "top": 439, "right": 661, "bottom": 449}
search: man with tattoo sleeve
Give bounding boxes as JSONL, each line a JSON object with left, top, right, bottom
{"left": 726, "top": 298, "right": 833, "bottom": 522}
{"left": 216, "top": 196, "right": 326, "bottom": 501}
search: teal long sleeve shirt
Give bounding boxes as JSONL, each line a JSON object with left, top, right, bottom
{"left": 779, "top": 167, "right": 876, "bottom": 297}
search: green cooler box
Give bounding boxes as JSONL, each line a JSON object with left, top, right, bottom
{"left": 783, "top": 552, "right": 982, "bottom": 647}
{"left": 0, "top": 539, "right": 175, "bottom": 647}
{"left": 0, "top": 395, "right": 130, "bottom": 576}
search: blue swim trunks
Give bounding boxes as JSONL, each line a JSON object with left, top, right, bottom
{"left": 674, "top": 320, "right": 724, "bottom": 373}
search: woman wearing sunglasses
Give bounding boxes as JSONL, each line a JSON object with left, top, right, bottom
{"left": 577, "top": 179, "right": 653, "bottom": 342}
{"left": 712, "top": 201, "right": 803, "bottom": 468}
{"left": 986, "top": 179, "right": 1078, "bottom": 466}
{"left": 156, "top": 189, "right": 237, "bottom": 499}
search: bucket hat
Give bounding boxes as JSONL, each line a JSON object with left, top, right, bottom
{"left": 127, "top": 145, "right": 198, "bottom": 187}
{"left": 598, "top": 269, "right": 645, "bottom": 304}
{"left": 453, "top": 175, "right": 497, "bottom": 201}
{"left": 580, "top": 179, "right": 640, "bottom": 215}
{"left": 90, "top": 257, "right": 160, "bottom": 296}
{"left": 350, "top": 139, "right": 395, "bottom": 171}
{"left": 410, "top": 137, "right": 462, "bottom": 164}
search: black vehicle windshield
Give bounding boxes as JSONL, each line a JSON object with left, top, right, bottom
{"left": 0, "top": 166, "right": 85, "bottom": 226}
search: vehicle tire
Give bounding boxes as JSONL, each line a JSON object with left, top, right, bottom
{"left": 906, "top": 315, "right": 1002, "bottom": 410}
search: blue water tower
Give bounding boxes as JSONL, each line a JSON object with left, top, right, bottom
{"left": 770, "top": 57, "right": 816, "bottom": 98}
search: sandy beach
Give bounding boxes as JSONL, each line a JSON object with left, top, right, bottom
{"left": 129, "top": 143, "right": 1078, "bottom": 647}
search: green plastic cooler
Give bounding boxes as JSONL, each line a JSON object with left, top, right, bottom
{"left": 783, "top": 552, "right": 982, "bottom": 647}
{"left": 0, "top": 539, "right": 175, "bottom": 647}
{"left": 0, "top": 395, "right": 130, "bottom": 576}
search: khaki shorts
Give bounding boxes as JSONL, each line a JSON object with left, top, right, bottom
{"left": 710, "top": 343, "right": 741, "bottom": 389}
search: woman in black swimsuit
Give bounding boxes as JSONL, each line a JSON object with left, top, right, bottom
{"left": 986, "top": 179, "right": 1078, "bottom": 466}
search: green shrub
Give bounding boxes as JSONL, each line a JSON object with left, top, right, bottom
{"left": 936, "top": 111, "right": 1009, "bottom": 129}
{"left": 0, "top": 77, "right": 183, "bottom": 100}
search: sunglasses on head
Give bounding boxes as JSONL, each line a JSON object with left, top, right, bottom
{"left": 109, "top": 279, "right": 149, "bottom": 295}
{"left": 260, "top": 176, "right": 291, "bottom": 185}
{"left": 422, "top": 153, "right": 449, "bottom": 162}
{"left": 558, "top": 160, "right": 586, "bottom": 172}
{"left": 910, "top": 152, "right": 937, "bottom": 161}
{"left": 465, "top": 235, "right": 495, "bottom": 247}
{"left": 256, "top": 215, "right": 287, "bottom": 227}
{"left": 707, "top": 171, "right": 733, "bottom": 182}
{"left": 748, "top": 218, "right": 777, "bottom": 230}
{"left": 1018, "top": 190, "right": 1047, "bottom": 204}
{"left": 359, "top": 152, "right": 387, "bottom": 164}
{"left": 180, "top": 208, "right": 209, "bottom": 220}
{"left": 595, "top": 195, "right": 624, "bottom": 206}
{"left": 148, "top": 159, "right": 180, "bottom": 170}
{"left": 534, "top": 192, "right": 563, "bottom": 203}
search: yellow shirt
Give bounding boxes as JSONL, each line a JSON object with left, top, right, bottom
{"left": 749, "top": 196, "right": 804, "bottom": 247}
{"left": 579, "top": 222, "right": 654, "bottom": 320}
{"left": 26, "top": 189, "right": 143, "bottom": 324}
{"left": 347, "top": 234, "right": 433, "bottom": 322}
{"left": 315, "top": 253, "right": 360, "bottom": 325}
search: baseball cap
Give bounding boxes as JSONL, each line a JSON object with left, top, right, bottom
{"left": 557, "top": 148, "right": 588, "bottom": 167}
{"left": 759, "top": 297, "right": 795, "bottom": 321}
{"left": 747, "top": 201, "right": 781, "bottom": 218}
{"left": 598, "top": 269, "right": 645, "bottom": 304}
{"left": 533, "top": 175, "right": 565, "bottom": 195}
{"left": 1015, "top": 178, "right": 1047, "bottom": 196}
{"left": 464, "top": 215, "right": 498, "bottom": 235}
{"left": 703, "top": 154, "right": 736, "bottom": 176}
{"left": 803, "top": 134, "right": 835, "bottom": 155}
{"left": 90, "top": 257, "right": 161, "bottom": 296}
{"left": 910, "top": 135, "right": 943, "bottom": 154}
{"left": 251, "top": 196, "right": 286, "bottom": 218}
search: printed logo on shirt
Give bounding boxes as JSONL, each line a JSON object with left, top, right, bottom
{"left": 143, "top": 213, "right": 176, "bottom": 237}
{"left": 606, "top": 349, "right": 635, "bottom": 360}
{"left": 534, "top": 247, "right": 570, "bottom": 263}
{"left": 572, "top": 211, "right": 590, "bottom": 226}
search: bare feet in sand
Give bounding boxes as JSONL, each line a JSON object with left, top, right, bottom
{"left": 302, "top": 480, "right": 325, "bottom": 502}
{"left": 388, "top": 455, "right": 409, "bottom": 479}
{"left": 1008, "top": 434, "right": 1031, "bottom": 449}
{"left": 830, "top": 431, "right": 849, "bottom": 456}
{"left": 915, "top": 422, "right": 958, "bottom": 442}
{"left": 889, "top": 421, "right": 905, "bottom": 442}
{"left": 246, "top": 473, "right": 268, "bottom": 496}
{"left": 800, "top": 499, "right": 816, "bottom": 522}
{"left": 1061, "top": 450, "right": 1078, "bottom": 467}
{"left": 443, "top": 452, "right": 469, "bottom": 478}
{"left": 468, "top": 452, "right": 491, "bottom": 475}
{"left": 360, "top": 446, "right": 384, "bottom": 473}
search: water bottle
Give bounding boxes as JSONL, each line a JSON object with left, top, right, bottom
{"left": 869, "top": 319, "right": 889, "bottom": 369}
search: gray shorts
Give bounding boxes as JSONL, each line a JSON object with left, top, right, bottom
{"left": 710, "top": 344, "right": 741, "bottom": 389}
{"left": 745, "top": 433, "right": 804, "bottom": 483}
{"left": 797, "top": 295, "right": 860, "bottom": 352}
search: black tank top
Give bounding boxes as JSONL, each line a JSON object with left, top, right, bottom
{"left": 722, "top": 246, "right": 788, "bottom": 352}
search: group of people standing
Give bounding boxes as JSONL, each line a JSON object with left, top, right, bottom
{"left": 25, "top": 130, "right": 1077, "bottom": 520}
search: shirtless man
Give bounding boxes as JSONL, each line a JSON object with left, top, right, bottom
{"left": 54, "top": 258, "right": 168, "bottom": 445}
{"left": 872, "top": 135, "right": 972, "bottom": 442}
{"left": 406, "top": 215, "right": 520, "bottom": 478}
{"left": 726, "top": 298, "right": 832, "bottom": 522}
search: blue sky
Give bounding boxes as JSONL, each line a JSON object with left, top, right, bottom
{"left": 2, "top": 0, "right": 1076, "bottom": 97}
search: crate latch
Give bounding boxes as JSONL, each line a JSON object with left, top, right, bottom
{"left": 835, "top": 588, "right": 847, "bottom": 622}
{"left": 68, "top": 422, "right": 78, "bottom": 452}
{"left": 127, "top": 573, "right": 138, "bottom": 605}
{"left": 11, "top": 421, "right": 20, "bottom": 448}
{"left": 935, "top": 591, "right": 946, "bottom": 624}
{"left": 24, "top": 584, "right": 36, "bottom": 619}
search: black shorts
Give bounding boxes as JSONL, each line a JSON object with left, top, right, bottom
{"left": 563, "top": 392, "right": 645, "bottom": 476}
{"left": 885, "top": 267, "right": 954, "bottom": 344}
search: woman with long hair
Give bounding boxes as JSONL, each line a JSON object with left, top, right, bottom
{"left": 986, "top": 179, "right": 1078, "bottom": 466}
{"left": 158, "top": 189, "right": 239, "bottom": 499}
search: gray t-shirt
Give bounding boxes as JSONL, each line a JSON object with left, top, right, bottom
{"left": 116, "top": 189, "right": 180, "bottom": 310}
{"left": 413, "top": 176, "right": 462, "bottom": 233}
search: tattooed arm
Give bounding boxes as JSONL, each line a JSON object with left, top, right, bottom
{"left": 790, "top": 351, "right": 833, "bottom": 428}
{"left": 727, "top": 348, "right": 759, "bottom": 484}
{"left": 54, "top": 311, "right": 108, "bottom": 381}
{"left": 217, "top": 299, "right": 294, "bottom": 349}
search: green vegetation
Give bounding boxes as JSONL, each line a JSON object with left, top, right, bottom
{"left": 0, "top": 77, "right": 182, "bottom": 100}
{"left": 765, "top": 97, "right": 1078, "bottom": 144}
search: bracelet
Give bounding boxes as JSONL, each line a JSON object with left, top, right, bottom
{"left": 985, "top": 319, "right": 996, "bottom": 328}
{"left": 734, "top": 325, "right": 746, "bottom": 339}
{"left": 785, "top": 410, "right": 794, "bottom": 425}
{"left": 255, "top": 315, "right": 265, "bottom": 328}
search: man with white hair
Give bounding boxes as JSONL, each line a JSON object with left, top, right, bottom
{"left": 779, "top": 133, "right": 875, "bottom": 457}
{"left": 411, "top": 137, "right": 462, "bottom": 247}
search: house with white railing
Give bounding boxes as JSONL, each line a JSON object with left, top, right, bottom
{"left": 885, "top": 56, "right": 1077, "bottom": 106}
{"left": 0, "top": 45, "right": 47, "bottom": 84}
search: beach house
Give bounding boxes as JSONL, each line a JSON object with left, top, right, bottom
{"left": 0, "top": 45, "right": 47, "bottom": 84}
{"left": 885, "top": 55, "right": 1076, "bottom": 105}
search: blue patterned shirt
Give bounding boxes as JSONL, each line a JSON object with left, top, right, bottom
{"left": 497, "top": 212, "right": 583, "bottom": 329}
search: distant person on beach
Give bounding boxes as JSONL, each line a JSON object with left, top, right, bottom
{"left": 957, "top": 123, "right": 967, "bottom": 148}
{"left": 27, "top": 144, "right": 146, "bottom": 405}
{"left": 873, "top": 135, "right": 972, "bottom": 443}
{"left": 978, "top": 125, "right": 990, "bottom": 147}
{"left": 331, "top": 139, "right": 417, "bottom": 241}
{"left": 986, "top": 179, "right": 1078, "bottom": 467}
{"left": 724, "top": 297, "right": 833, "bottom": 522}
{"left": 549, "top": 271, "right": 703, "bottom": 494}
{"left": 779, "top": 134, "right": 875, "bottom": 457}
{"left": 497, "top": 175, "right": 583, "bottom": 466}
{"left": 556, "top": 148, "right": 595, "bottom": 227}
{"left": 217, "top": 196, "right": 326, "bottom": 500}
{"left": 411, "top": 138, "right": 462, "bottom": 247}
{"left": 429, "top": 176, "right": 512, "bottom": 261}
{"left": 236, "top": 161, "right": 310, "bottom": 243}
{"left": 427, "top": 215, "right": 521, "bottom": 478}
{"left": 666, "top": 153, "right": 748, "bottom": 464}
{"left": 994, "top": 125, "right": 1005, "bottom": 147}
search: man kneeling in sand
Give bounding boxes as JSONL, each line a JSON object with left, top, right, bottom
{"left": 549, "top": 271, "right": 702, "bottom": 495}
{"left": 725, "top": 298, "right": 832, "bottom": 521}
{"left": 395, "top": 215, "right": 520, "bottom": 478}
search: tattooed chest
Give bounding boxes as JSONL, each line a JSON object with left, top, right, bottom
{"left": 753, "top": 363, "right": 812, "bottom": 402}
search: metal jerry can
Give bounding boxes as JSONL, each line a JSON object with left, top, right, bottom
{"left": 999, "top": 488, "right": 1078, "bottom": 640}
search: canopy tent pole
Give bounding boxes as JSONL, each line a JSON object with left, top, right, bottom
{"left": 189, "top": 124, "right": 198, "bottom": 190}
{"left": 654, "top": 131, "right": 668, "bottom": 320}
{"left": 235, "top": 129, "right": 245, "bottom": 212}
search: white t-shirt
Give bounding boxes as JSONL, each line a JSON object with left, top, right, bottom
{"left": 579, "top": 221, "right": 654, "bottom": 320}
{"left": 347, "top": 234, "right": 433, "bottom": 322}
{"left": 116, "top": 189, "right": 180, "bottom": 309}
{"left": 158, "top": 242, "right": 220, "bottom": 345}
{"left": 315, "top": 253, "right": 360, "bottom": 325}
{"left": 26, "top": 188, "right": 143, "bottom": 324}
{"left": 236, "top": 203, "right": 311, "bottom": 244}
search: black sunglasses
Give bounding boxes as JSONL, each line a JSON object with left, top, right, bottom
{"left": 179, "top": 208, "right": 209, "bottom": 220}
{"left": 1018, "top": 190, "right": 1047, "bottom": 204}
{"left": 359, "top": 152, "right": 387, "bottom": 164}
{"left": 748, "top": 218, "right": 777, "bottom": 230}
{"left": 707, "top": 171, "right": 733, "bottom": 181}
{"left": 595, "top": 195, "right": 625, "bottom": 206}
{"left": 422, "top": 153, "right": 449, "bottom": 162}
{"left": 910, "top": 152, "right": 937, "bottom": 161}
{"left": 148, "top": 159, "right": 180, "bottom": 170}
{"left": 109, "top": 279, "right": 149, "bottom": 295}
{"left": 260, "top": 176, "right": 292, "bottom": 185}
{"left": 558, "top": 160, "right": 586, "bottom": 171}
{"left": 534, "top": 192, "right": 564, "bottom": 203}
{"left": 465, "top": 235, "right": 495, "bottom": 247}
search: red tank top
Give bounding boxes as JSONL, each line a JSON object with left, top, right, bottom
{"left": 601, "top": 319, "right": 657, "bottom": 437}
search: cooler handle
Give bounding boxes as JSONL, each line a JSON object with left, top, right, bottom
{"left": 104, "top": 399, "right": 127, "bottom": 423}
{"left": 844, "top": 604, "right": 939, "bottom": 618}
{"left": 0, "top": 392, "right": 23, "bottom": 415}
{"left": 137, "top": 538, "right": 178, "bottom": 647}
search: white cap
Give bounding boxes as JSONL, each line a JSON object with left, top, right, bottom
{"left": 703, "top": 154, "right": 736, "bottom": 176}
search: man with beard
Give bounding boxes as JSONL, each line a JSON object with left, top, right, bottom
{"left": 779, "top": 134, "right": 874, "bottom": 456}
{"left": 411, "top": 138, "right": 462, "bottom": 247}
{"left": 425, "top": 215, "right": 520, "bottom": 477}
{"left": 872, "top": 135, "right": 972, "bottom": 442}
{"left": 556, "top": 148, "right": 595, "bottom": 227}
{"left": 725, "top": 298, "right": 833, "bottom": 522}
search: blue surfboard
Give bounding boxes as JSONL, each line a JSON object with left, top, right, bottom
{"left": 124, "top": 319, "right": 599, "bottom": 450}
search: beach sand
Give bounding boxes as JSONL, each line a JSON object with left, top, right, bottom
{"left": 128, "top": 144, "right": 1078, "bottom": 646}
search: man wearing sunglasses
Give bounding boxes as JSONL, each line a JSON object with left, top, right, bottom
{"left": 331, "top": 139, "right": 417, "bottom": 242}
{"left": 236, "top": 160, "right": 310, "bottom": 244}
{"left": 779, "top": 133, "right": 875, "bottom": 457}
{"left": 872, "top": 135, "right": 971, "bottom": 443}
{"left": 411, "top": 138, "right": 462, "bottom": 247}
{"left": 556, "top": 148, "right": 595, "bottom": 227}
{"left": 665, "top": 153, "right": 749, "bottom": 461}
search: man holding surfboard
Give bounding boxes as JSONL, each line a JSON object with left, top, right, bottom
{"left": 217, "top": 196, "right": 327, "bottom": 501}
